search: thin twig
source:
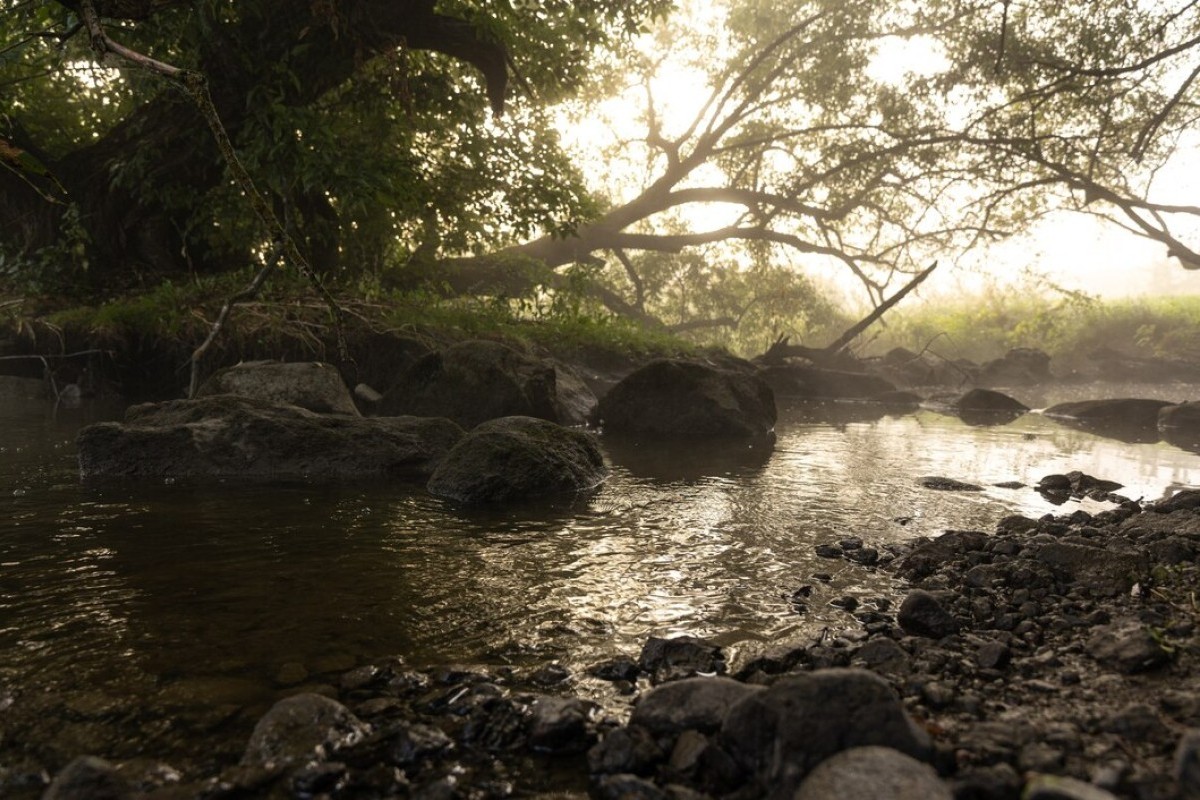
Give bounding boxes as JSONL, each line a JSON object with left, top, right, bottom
{"left": 188, "top": 246, "right": 281, "bottom": 398}
{"left": 0, "top": 349, "right": 108, "bottom": 361}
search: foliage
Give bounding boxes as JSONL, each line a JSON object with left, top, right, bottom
{"left": 0, "top": 0, "right": 672, "bottom": 288}
{"left": 873, "top": 289, "right": 1200, "bottom": 368}
{"left": 4, "top": 0, "right": 1200, "bottom": 357}
{"left": 35, "top": 267, "right": 693, "bottom": 361}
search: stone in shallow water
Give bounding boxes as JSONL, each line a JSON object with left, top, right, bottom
{"left": 917, "top": 475, "right": 984, "bottom": 491}
{"left": 595, "top": 358, "right": 776, "bottom": 440}
{"left": 426, "top": 415, "right": 607, "bottom": 504}
{"left": 77, "top": 395, "right": 463, "bottom": 479}
{"left": 242, "top": 693, "right": 368, "bottom": 766}
{"left": 630, "top": 677, "right": 762, "bottom": 736}
{"left": 638, "top": 635, "right": 726, "bottom": 684}
{"left": 197, "top": 360, "right": 359, "bottom": 415}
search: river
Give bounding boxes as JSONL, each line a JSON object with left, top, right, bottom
{"left": 3, "top": 384, "right": 1200, "bottom": 775}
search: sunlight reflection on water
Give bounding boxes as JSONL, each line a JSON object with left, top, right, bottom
{"left": 3, "top": 387, "right": 1200, "bottom": 765}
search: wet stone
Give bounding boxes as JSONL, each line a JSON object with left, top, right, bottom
{"left": 630, "top": 677, "right": 762, "bottom": 736}
{"left": 43, "top": 756, "right": 131, "bottom": 800}
{"left": 528, "top": 662, "right": 572, "bottom": 687}
{"left": 1087, "top": 618, "right": 1171, "bottom": 674}
{"left": 242, "top": 693, "right": 368, "bottom": 766}
{"left": 976, "top": 641, "right": 1011, "bottom": 670}
{"left": 845, "top": 547, "right": 880, "bottom": 566}
{"left": 794, "top": 746, "right": 952, "bottom": 800}
{"left": 528, "top": 695, "right": 598, "bottom": 754}
{"left": 815, "top": 543, "right": 843, "bottom": 558}
{"left": 588, "top": 726, "right": 663, "bottom": 776}
{"left": 898, "top": 590, "right": 961, "bottom": 639}
{"left": 588, "top": 656, "right": 641, "bottom": 682}
{"left": 638, "top": 635, "right": 725, "bottom": 683}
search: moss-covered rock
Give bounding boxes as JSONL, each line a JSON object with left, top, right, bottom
{"left": 426, "top": 415, "right": 607, "bottom": 504}
{"left": 78, "top": 395, "right": 463, "bottom": 479}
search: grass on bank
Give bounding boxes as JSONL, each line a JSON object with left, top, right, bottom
{"left": 865, "top": 292, "right": 1200, "bottom": 369}
{"left": 3, "top": 269, "right": 696, "bottom": 366}
{"left": 9, "top": 268, "right": 1200, "bottom": 375}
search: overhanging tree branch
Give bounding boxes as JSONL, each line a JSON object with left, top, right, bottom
{"left": 77, "top": 0, "right": 352, "bottom": 364}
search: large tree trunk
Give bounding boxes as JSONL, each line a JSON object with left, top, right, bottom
{"left": 5, "top": 0, "right": 506, "bottom": 287}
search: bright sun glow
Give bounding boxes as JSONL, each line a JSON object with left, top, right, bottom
{"left": 551, "top": 5, "right": 1200, "bottom": 303}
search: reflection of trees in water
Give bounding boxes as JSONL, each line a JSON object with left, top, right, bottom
{"left": 8, "top": 399, "right": 1200, "bottom": 773}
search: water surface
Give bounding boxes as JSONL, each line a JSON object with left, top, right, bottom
{"left": 3, "top": 385, "right": 1200, "bottom": 771}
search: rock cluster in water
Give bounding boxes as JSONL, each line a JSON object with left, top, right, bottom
{"left": 20, "top": 486, "right": 1200, "bottom": 800}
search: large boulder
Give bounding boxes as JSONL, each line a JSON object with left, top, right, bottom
{"left": 594, "top": 359, "right": 776, "bottom": 440}
{"left": 78, "top": 395, "right": 463, "bottom": 479}
{"left": 761, "top": 365, "right": 896, "bottom": 400}
{"left": 196, "top": 360, "right": 359, "bottom": 415}
{"left": 426, "top": 415, "right": 607, "bottom": 503}
{"left": 547, "top": 359, "right": 601, "bottom": 426}
{"left": 877, "top": 349, "right": 977, "bottom": 387}
{"left": 380, "top": 340, "right": 592, "bottom": 428}
{"left": 718, "top": 668, "right": 931, "bottom": 799}
{"left": 1043, "top": 398, "right": 1176, "bottom": 443}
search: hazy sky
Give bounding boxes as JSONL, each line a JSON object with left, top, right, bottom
{"left": 553, "top": 3, "right": 1200, "bottom": 307}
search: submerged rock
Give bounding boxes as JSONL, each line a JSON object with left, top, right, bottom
{"left": 426, "top": 415, "right": 607, "bottom": 503}
{"left": 594, "top": 359, "right": 776, "bottom": 440}
{"left": 196, "top": 360, "right": 359, "bottom": 415}
{"left": 77, "top": 395, "right": 463, "bottom": 479}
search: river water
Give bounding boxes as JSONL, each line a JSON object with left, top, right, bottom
{"left": 3, "top": 384, "right": 1200, "bottom": 773}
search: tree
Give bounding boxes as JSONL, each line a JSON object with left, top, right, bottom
{"left": 3, "top": 0, "right": 1198, "bottom": 347}
{"left": 0, "top": 0, "right": 667, "bottom": 289}
{"left": 425, "top": 0, "right": 1199, "bottom": 339}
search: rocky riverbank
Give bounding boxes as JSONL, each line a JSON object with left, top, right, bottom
{"left": 21, "top": 479, "right": 1200, "bottom": 800}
